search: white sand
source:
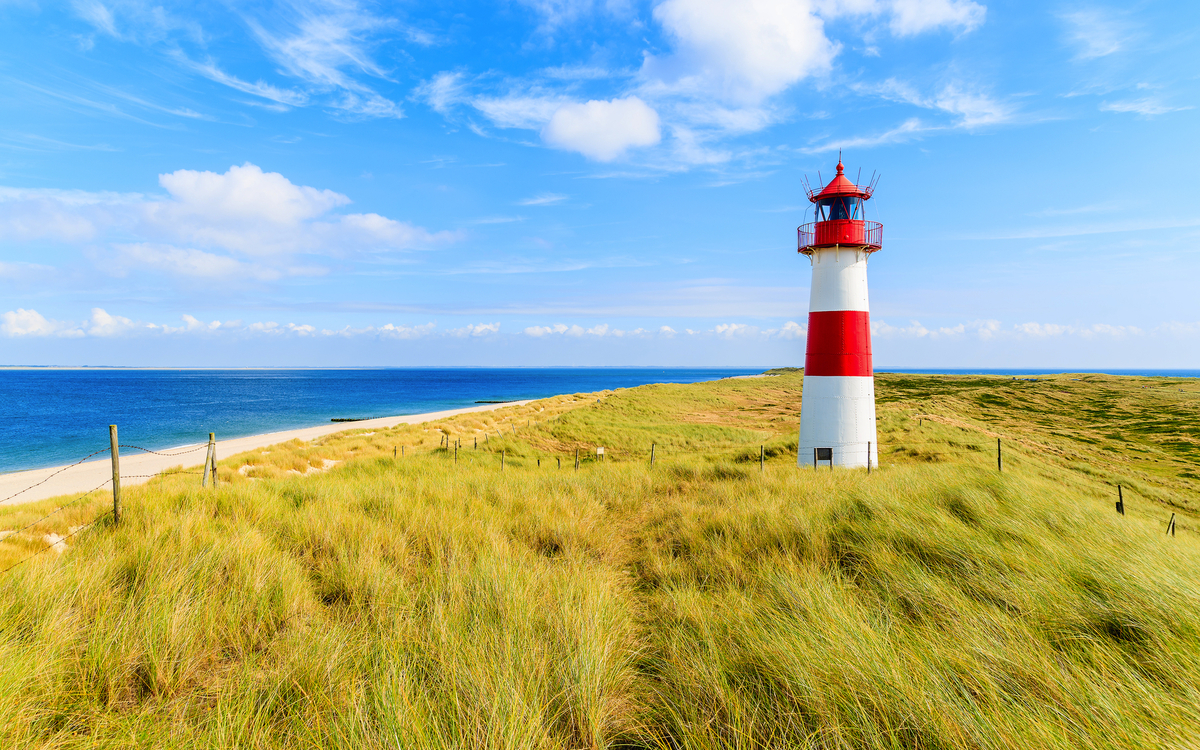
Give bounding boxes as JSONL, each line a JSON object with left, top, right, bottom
{"left": 0, "top": 401, "right": 532, "bottom": 507}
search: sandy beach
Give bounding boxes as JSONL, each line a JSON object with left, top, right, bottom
{"left": 0, "top": 400, "right": 532, "bottom": 507}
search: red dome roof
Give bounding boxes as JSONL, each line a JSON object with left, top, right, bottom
{"left": 811, "top": 159, "right": 872, "bottom": 202}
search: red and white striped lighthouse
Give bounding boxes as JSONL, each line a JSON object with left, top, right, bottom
{"left": 796, "top": 157, "right": 882, "bottom": 469}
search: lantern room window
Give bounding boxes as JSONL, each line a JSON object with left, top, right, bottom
{"left": 816, "top": 196, "right": 861, "bottom": 221}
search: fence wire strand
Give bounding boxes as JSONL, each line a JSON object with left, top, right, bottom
{"left": 118, "top": 444, "right": 208, "bottom": 457}
{"left": 0, "top": 448, "right": 112, "bottom": 506}
{"left": 2, "top": 479, "right": 112, "bottom": 541}
{"left": 1, "top": 509, "right": 112, "bottom": 575}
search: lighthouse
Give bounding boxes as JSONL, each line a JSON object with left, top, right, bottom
{"left": 796, "top": 157, "right": 882, "bottom": 469}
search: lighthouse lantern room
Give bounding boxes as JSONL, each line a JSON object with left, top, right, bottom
{"left": 796, "top": 157, "right": 882, "bottom": 469}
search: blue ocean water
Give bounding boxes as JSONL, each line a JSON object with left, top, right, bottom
{"left": 0, "top": 368, "right": 762, "bottom": 474}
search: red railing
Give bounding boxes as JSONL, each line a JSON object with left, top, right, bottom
{"left": 797, "top": 220, "right": 882, "bottom": 253}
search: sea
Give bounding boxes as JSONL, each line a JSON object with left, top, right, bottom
{"left": 1, "top": 367, "right": 1196, "bottom": 475}
{"left": 0, "top": 368, "right": 761, "bottom": 474}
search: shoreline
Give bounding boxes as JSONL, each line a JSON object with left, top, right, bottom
{"left": 0, "top": 400, "right": 534, "bottom": 508}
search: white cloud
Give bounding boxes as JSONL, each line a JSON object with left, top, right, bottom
{"left": 659, "top": 325, "right": 676, "bottom": 337}
{"left": 450, "top": 322, "right": 501, "bottom": 337}
{"left": 1100, "top": 99, "right": 1191, "bottom": 118}
{"left": 185, "top": 58, "right": 310, "bottom": 107}
{"left": 415, "top": 71, "right": 468, "bottom": 115}
{"left": 0, "top": 308, "right": 81, "bottom": 337}
{"left": 1013, "top": 322, "right": 1142, "bottom": 338}
{"left": 517, "top": 193, "right": 568, "bottom": 206}
{"left": 378, "top": 322, "right": 437, "bottom": 338}
{"left": 542, "top": 97, "right": 662, "bottom": 161}
{"left": 1060, "top": 9, "right": 1132, "bottom": 60}
{"left": 473, "top": 94, "right": 568, "bottom": 130}
{"left": 713, "top": 322, "right": 759, "bottom": 337}
{"left": 525, "top": 323, "right": 570, "bottom": 336}
{"left": 0, "top": 164, "right": 459, "bottom": 282}
{"left": 777, "top": 320, "right": 806, "bottom": 338}
{"left": 644, "top": 0, "right": 837, "bottom": 106}
{"left": 886, "top": 0, "right": 984, "bottom": 36}
{"left": 86, "top": 307, "right": 143, "bottom": 337}
{"left": 873, "top": 319, "right": 1001, "bottom": 339}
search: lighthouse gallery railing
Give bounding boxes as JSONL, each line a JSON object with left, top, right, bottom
{"left": 797, "top": 220, "right": 882, "bottom": 253}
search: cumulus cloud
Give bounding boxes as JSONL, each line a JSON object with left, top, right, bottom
{"left": 873, "top": 318, "right": 1001, "bottom": 339}
{"left": 86, "top": 307, "right": 143, "bottom": 337}
{"left": 0, "top": 308, "right": 81, "bottom": 337}
{"left": 450, "top": 322, "right": 501, "bottom": 337}
{"left": 542, "top": 97, "right": 662, "bottom": 161}
{"left": 0, "top": 164, "right": 460, "bottom": 284}
{"left": 777, "top": 320, "right": 806, "bottom": 338}
{"left": 644, "top": 0, "right": 837, "bottom": 106}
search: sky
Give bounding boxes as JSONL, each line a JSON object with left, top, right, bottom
{"left": 0, "top": 0, "right": 1197, "bottom": 368}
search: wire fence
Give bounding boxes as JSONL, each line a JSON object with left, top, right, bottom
{"left": 1, "top": 417, "right": 1190, "bottom": 580}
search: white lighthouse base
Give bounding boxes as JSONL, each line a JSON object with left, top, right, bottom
{"left": 797, "top": 375, "right": 879, "bottom": 468}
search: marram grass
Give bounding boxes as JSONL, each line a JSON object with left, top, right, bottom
{"left": 2, "top": 373, "right": 1200, "bottom": 749}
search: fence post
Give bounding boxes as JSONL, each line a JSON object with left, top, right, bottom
{"left": 501, "top": 451, "right": 505, "bottom": 471}
{"left": 1116, "top": 485, "right": 1124, "bottom": 515}
{"left": 997, "top": 438, "right": 1002, "bottom": 473}
{"left": 402, "top": 445, "right": 405, "bottom": 457}
{"left": 558, "top": 457, "right": 561, "bottom": 470}
{"left": 867, "top": 441, "right": 872, "bottom": 475}
{"left": 210, "top": 434, "right": 218, "bottom": 487}
{"left": 475, "top": 436, "right": 478, "bottom": 449}
{"left": 109, "top": 425, "right": 121, "bottom": 526}
{"left": 454, "top": 444, "right": 458, "bottom": 465}
{"left": 202, "top": 434, "right": 213, "bottom": 487}
{"left": 760, "top": 444, "right": 764, "bottom": 472}
{"left": 575, "top": 448, "right": 579, "bottom": 472}
{"left": 813, "top": 447, "right": 817, "bottom": 469}
{"left": 651, "top": 443, "right": 655, "bottom": 468}
{"left": 1168, "top": 513, "right": 1176, "bottom": 537}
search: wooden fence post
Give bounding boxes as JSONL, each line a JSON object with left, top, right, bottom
{"left": 210, "top": 434, "right": 218, "bottom": 487}
{"left": 867, "top": 441, "right": 872, "bottom": 475}
{"left": 760, "top": 444, "right": 764, "bottom": 472}
{"left": 1116, "top": 485, "right": 1124, "bottom": 515}
{"left": 651, "top": 443, "right": 655, "bottom": 468}
{"left": 1168, "top": 513, "right": 1176, "bottom": 537}
{"left": 501, "top": 451, "right": 505, "bottom": 471}
{"left": 575, "top": 448, "right": 579, "bottom": 472}
{"left": 557, "top": 457, "right": 561, "bottom": 470}
{"left": 813, "top": 447, "right": 817, "bottom": 469}
{"left": 202, "top": 434, "right": 213, "bottom": 487}
{"left": 997, "top": 438, "right": 1002, "bottom": 473}
{"left": 109, "top": 425, "right": 121, "bottom": 526}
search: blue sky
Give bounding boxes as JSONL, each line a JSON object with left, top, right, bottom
{"left": 1, "top": 0, "right": 1197, "bottom": 367}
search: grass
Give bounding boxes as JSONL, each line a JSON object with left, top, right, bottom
{"left": 1, "top": 371, "right": 1199, "bottom": 748}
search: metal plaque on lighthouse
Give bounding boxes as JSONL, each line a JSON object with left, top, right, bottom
{"left": 795, "top": 158, "right": 882, "bottom": 469}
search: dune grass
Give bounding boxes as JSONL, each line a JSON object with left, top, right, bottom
{"left": 2, "top": 372, "right": 1199, "bottom": 748}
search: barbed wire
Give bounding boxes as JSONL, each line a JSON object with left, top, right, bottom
{"left": 0, "top": 509, "right": 112, "bottom": 575}
{"left": 117, "top": 444, "right": 208, "bottom": 457}
{"left": 2, "top": 479, "right": 111, "bottom": 541}
{"left": 0, "top": 448, "right": 111, "bottom": 506}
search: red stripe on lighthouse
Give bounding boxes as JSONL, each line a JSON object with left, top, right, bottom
{"left": 805, "top": 310, "right": 873, "bottom": 377}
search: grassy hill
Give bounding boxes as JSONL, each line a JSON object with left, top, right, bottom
{"left": 1, "top": 371, "right": 1199, "bottom": 748}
